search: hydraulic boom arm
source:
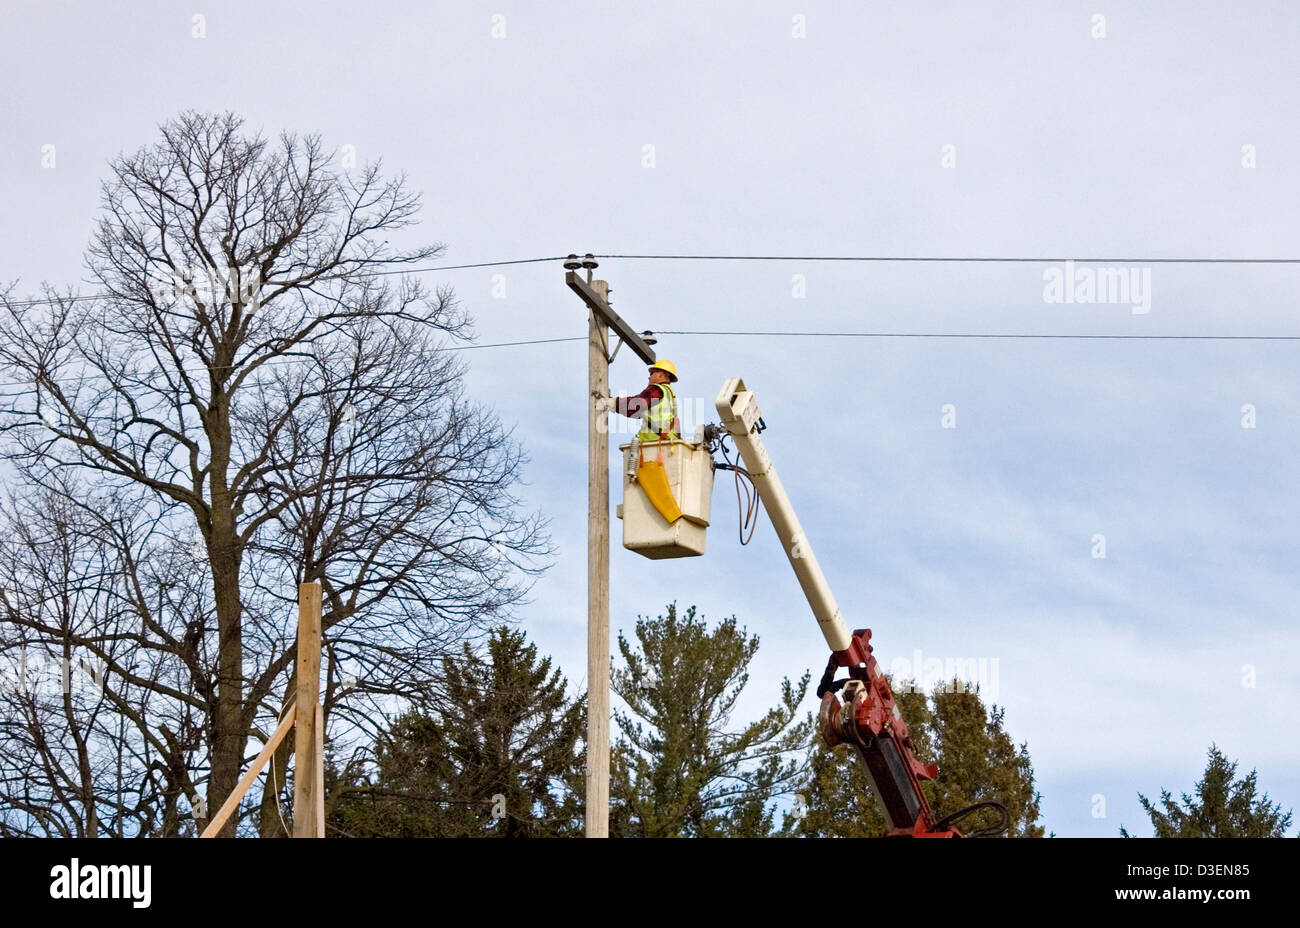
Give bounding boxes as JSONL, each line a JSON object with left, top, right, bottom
{"left": 712, "top": 378, "right": 995, "bottom": 838}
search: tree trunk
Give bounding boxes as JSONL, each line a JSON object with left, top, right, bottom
{"left": 207, "top": 394, "right": 245, "bottom": 837}
{"left": 257, "top": 683, "right": 297, "bottom": 837}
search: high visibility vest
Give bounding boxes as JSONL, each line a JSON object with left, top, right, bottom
{"left": 637, "top": 383, "right": 678, "bottom": 442}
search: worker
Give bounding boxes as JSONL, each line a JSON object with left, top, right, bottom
{"left": 598, "top": 360, "right": 681, "bottom": 442}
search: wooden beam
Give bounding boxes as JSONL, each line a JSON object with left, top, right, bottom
{"left": 566, "top": 271, "right": 657, "bottom": 364}
{"left": 199, "top": 706, "right": 296, "bottom": 838}
{"left": 293, "top": 582, "right": 322, "bottom": 838}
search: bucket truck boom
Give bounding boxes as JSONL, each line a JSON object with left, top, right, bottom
{"left": 709, "top": 378, "right": 1007, "bottom": 838}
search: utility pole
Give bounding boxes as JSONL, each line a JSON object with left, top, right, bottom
{"left": 564, "top": 255, "right": 657, "bottom": 838}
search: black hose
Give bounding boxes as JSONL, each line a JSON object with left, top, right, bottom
{"left": 933, "top": 801, "right": 1012, "bottom": 837}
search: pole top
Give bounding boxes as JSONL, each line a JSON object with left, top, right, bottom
{"left": 564, "top": 253, "right": 599, "bottom": 270}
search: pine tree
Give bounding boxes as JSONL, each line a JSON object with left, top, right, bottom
{"left": 927, "top": 680, "right": 1043, "bottom": 837}
{"left": 788, "top": 677, "right": 1044, "bottom": 837}
{"left": 609, "top": 603, "right": 812, "bottom": 837}
{"left": 1120, "top": 744, "right": 1293, "bottom": 838}
{"left": 329, "top": 626, "right": 584, "bottom": 837}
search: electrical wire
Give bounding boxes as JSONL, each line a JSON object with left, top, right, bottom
{"left": 717, "top": 438, "right": 761, "bottom": 545}
{"left": 0, "top": 335, "right": 590, "bottom": 389}
{"left": 660, "top": 330, "right": 1300, "bottom": 341}
{"left": 10, "top": 249, "right": 1300, "bottom": 309}
{"left": 364, "top": 256, "right": 567, "bottom": 276}
{"left": 268, "top": 702, "right": 294, "bottom": 837}
{"left": 734, "top": 463, "right": 760, "bottom": 545}
{"left": 4, "top": 247, "right": 1300, "bottom": 393}
{"left": 1, "top": 326, "right": 1294, "bottom": 393}
{"left": 0, "top": 256, "right": 570, "bottom": 308}
{"left": 460, "top": 336, "right": 585, "bottom": 350}
{"left": 595, "top": 254, "right": 1300, "bottom": 264}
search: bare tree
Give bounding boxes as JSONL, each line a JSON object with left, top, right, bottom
{"left": 0, "top": 111, "right": 548, "bottom": 836}
{"left": 0, "top": 481, "right": 205, "bottom": 838}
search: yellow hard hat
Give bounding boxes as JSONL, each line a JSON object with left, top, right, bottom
{"left": 648, "top": 359, "right": 678, "bottom": 382}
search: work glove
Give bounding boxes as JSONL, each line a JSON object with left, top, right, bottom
{"left": 594, "top": 394, "right": 618, "bottom": 412}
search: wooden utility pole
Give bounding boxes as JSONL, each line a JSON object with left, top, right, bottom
{"left": 565, "top": 256, "right": 657, "bottom": 838}
{"left": 586, "top": 285, "right": 611, "bottom": 838}
{"left": 293, "top": 581, "right": 323, "bottom": 838}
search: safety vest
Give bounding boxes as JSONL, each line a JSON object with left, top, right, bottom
{"left": 638, "top": 383, "right": 678, "bottom": 443}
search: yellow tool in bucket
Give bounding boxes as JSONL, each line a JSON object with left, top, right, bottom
{"left": 636, "top": 438, "right": 682, "bottom": 524}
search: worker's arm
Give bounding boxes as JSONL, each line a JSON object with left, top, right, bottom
{"left": 610, "top": 384, "right": 662, "bottom": 419}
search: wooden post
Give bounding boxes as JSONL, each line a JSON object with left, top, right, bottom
{"left": 586, "top": 283, "right": 611, "bottom": 838}
{"left": 314, "top": 702, "right": 325, "bottom": 837}
{"left": 293, "top": 581, "right": 322, "bottom": 838}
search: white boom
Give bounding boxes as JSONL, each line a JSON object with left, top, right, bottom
{"left": 711, "top": 379, "right": 997, "bottom": 837}
{"left": 714, "top": 378, "right": 853, "bottom": 652}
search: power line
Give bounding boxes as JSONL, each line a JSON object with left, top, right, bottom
{"left": 460, "top": 336, "right": 585, "bottom": 350}
{"left": 9, "top": 251, "right": 1300, "bottom": 309}
{"left": 0, "top": 335, "right": 591, "bottom": 389}
{"left": 1, "top": 256, "right": 569, "bottom": 308}
{"left": 595, "top": 254, "right": 1300, "bottom": 264}
{"left": 1, "top": 327, "right": 1296, "bottom": 391}
{"left": 489, "top": 327, "right": 1300, "bottom": 343}
{"left": 364, "top": 255, "right": 568, "bottom": 277}
{"left": 659, "top": 330, "right": 1300, "bottom": 341}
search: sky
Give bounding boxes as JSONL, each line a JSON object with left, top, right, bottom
{"left": 2, "top": 0, "right": 1298, "bottom": 837}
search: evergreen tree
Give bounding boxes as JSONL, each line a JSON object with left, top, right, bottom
{"left": 609, "top": 603, "right": 812, "bottom": 837}
{"left": 788, "top": 677, "right": 1044, "bottom": 837}
{"left": 329, "top": 626, "right": 584, "bottom": 837}
{"left": 1120, "top": 744, "right": 1293, "bottom": 838}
